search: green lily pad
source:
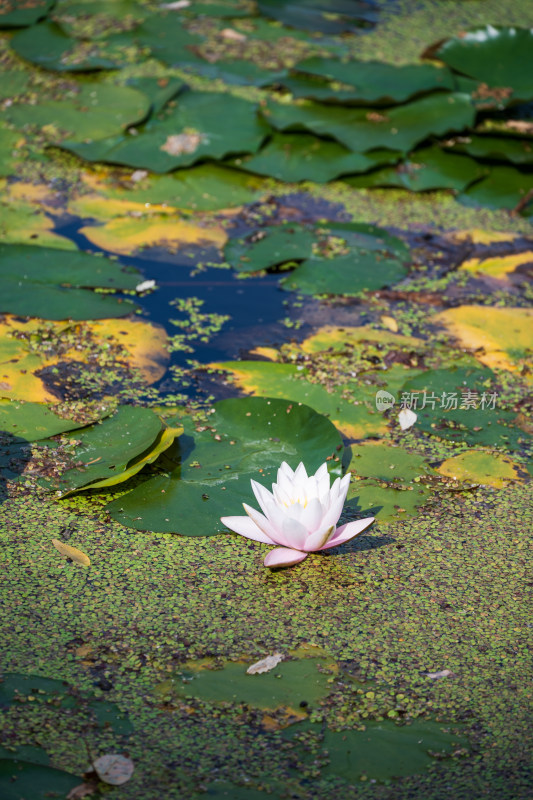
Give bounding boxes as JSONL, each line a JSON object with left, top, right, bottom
{"left": 211, "top": 362, "right": 388, "bottom": 440}
{"left": 345, "top": 145, "right": 486, "bottom": 193}
{"left": 346, "top": 478, "right": 431, "bottom": 522}
{"left": 0, "top": 0, "right": 53, "bottom": 28}
{"left": 134, "top": 11, "right": 205, "bottom": 68}
{"left": 233, "top": 132, "right": 401, "bottom": 183}
{"left": 443, "top": 135, "right": 533, "bottom": 166}
{"left": 126, "top": 76, "right": 186, "bottom": 115}
{"left": 0, "top": 759, "right": 80, "bottom": 800}
{"left": 43, "top": 405, "right": 165, "bottom": 494}
{"left": 184, "top": 1, "right": 253, "bottom": 18}
{"left": 426, "top": 26, "right": 533, "bottom": 105}
{"left": 400, "top": 366, "right": 530, "bottom": 449}
{"left": 262, "top": 93, "right": 475, "bottom": 153}
{"left": 52, "top": 0, "right": 146, "bottom": 39}
{"left": 10, "top": 22, "right": 123, "bottom": 71}
{"left": 87, "top": 163, "right": 264, "bottom": 211}
{"left": 62, "top": 91, "right": 268, "bottom": 172}
{"left": 288, "top": 57, "right": 454, "bottom": 104}
{"left": 257, "top": 0, "right": 378, "bottom": 34}
{"left": 321, "top": 719, "right": 467, "bottom": 782}
{"left": 0, "top": 400, "right": 91, "bottom": 442}
{"left": 458, "top": 166, "right": 533, "bottom": 211}
{"left": 348, "top": 442, "right": 431, "bottom": 483}
{"left": 0, "top": 69, "right": 32, "bottom": 101}
{"left": 106, "top": 396, "right": 344, "bottom": 536}
{"left": 0, "top": 126, "right": 23, "bottom": 177}
{"left": 225, "top": 223, "right": 315, "bottom": 273}
{"left": 171, "top": 657, "right": 335, "bottom": 708}
{"left": 182, "top": 59, "right": 287, "bottom": 87}
{"left": 0, "top": 243, "right": 141, "bottom": 319}
{"left": 279, "top": 221, "right": 410, "bottom": 296}
{"left": 6, "top": 82, "right": 150, "bottom": 142}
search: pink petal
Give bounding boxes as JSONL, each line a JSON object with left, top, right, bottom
{"left": 318, "top": 518, "right": 375, "bottom": 550}
{"left": 304, "top": 523, "right": 335, "bottom": 552}
{"left": 250, "top": 479, "right": 275, "bottom": 516}
{"left": 262, "top": 500, "right": 293, "bottom": 547}
{"left": 299, "top": 497, "right": 324, "bottom": 533}
{"left": 264, "top": 547, "right": 308, "bottom": 568}
{"left": 220, "top": 515, "right": 275, "bottom": 544}
{"left": 242, "top": 503, "right": 280, "bottom": 543}
{"left": 282, "top": 516, "right": 308, "bottom": 550}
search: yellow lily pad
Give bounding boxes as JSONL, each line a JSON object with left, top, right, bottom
{"left": 298, "top": 325, "right": 423, "bottom": 354}
{"left": 0, "top": 201, "right": 74, "bottom": 249}
{"left": 68, "top": 193, "right": 177, "bottom": 221}
{"left": 450, "top": 229, "right": 522, "bottom": 245}
{"left": 434, "top": 305, "right": 533, "bottom": 375}
{"left": 80, "top": 215, "right": 227, "bottom": 255}
{"left": 436, "top": 450, "right": 523, "bottom": 487}
{"left": 460, "top": 252, "right": 533, "bottom": 279}
{"left": 0, "top": 316, "right": 169, "bottom": 403}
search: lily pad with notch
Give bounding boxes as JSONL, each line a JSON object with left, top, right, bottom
{"left": 345, "top": 145, "right": 487, "bottom": 193}
{"left": 257, "top": 0, "right": 378, "bottom": 34}
{"left": 442, "top": 135, "right": 533, "bottom": 166}
{"left": 287, "top": 57, "right": 454, "bottom": 105}
{"left": 457, "top": 165, "right": 533, "bottom": 212}
{"left": 0, "top": 243, "right": 141, "bottom": 319}
{"left": 10, "top": 21, "right": 126, "bottom": 71}
{"left": 224, "top": 223, "right": 315, "bottom": 273}
{"left": 232, "top": 132, "right": 402, "bottom": 183}
{"left": 280, "top": 221, "right": 410, "bottom": 296}
{"left": 424, "top": 26, "right": 533, "bottom": 106}
{"left": 62, "top": 90, "right": 269, "bottom": 172}
{"left": 6, "top": 82, "right": 150, "bottom": 142}
{"left": 106, "top": 396, "right": 344, "bottom": 536}
{"left": 0, "top": 399, "right": 95, "bottom": 442}
{"left": 0, "top": 0, "right": 53, "bottom": 28}
{"left": 346, "top": 478, "right": 431, "bottom": 523}
{"left": 41, "top": 405, "right": 174, "bottom": 495}
{"left": 262, "top": 93, "right": 475, "bottom": 153}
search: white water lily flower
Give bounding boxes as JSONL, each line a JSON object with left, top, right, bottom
{"left": 221, "top": 461, "right": 374, "bottom": 569}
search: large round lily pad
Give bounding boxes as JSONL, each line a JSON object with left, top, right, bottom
{"left": 106, "top": 396, "right": 344, "bottom": 536}
{"left": 0, "top": 243, "right": 141, "bottom": 319}
{"left": 62, "top": 91, "right": 269, "bottom": 172}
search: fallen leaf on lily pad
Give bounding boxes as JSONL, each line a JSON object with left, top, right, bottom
{"left": 52, "top": 539, "right": 90, "bottom": 566}
{"left": 247, "top": 653, "right": 284, "bottom": 675}
{"left": 92, "top": 754, "right": 134, "bottom": 786}
{"left": 436, "top": 450, "right": 523, "bottom": 488}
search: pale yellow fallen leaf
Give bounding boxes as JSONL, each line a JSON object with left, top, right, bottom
{"left": 52, "top": 539, "right": 91, "bottom": 566}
